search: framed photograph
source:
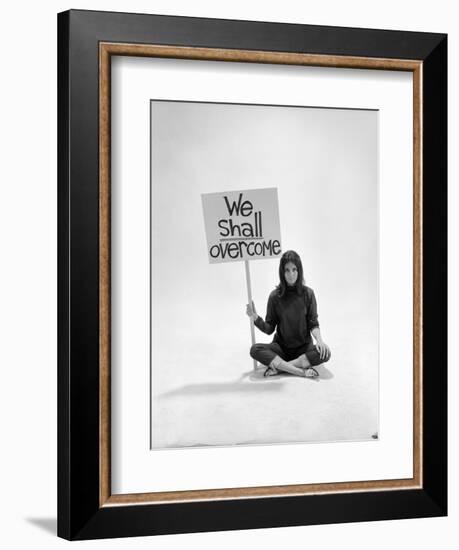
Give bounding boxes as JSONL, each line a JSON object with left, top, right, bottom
{"left": 57, "top": 9, "right": 447, "bottom": 540}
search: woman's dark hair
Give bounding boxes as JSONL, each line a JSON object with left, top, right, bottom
{"left": 276, "top": 250, "right": 305, "bottom": 297}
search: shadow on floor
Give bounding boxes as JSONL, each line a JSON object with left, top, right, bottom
{"left": 245, "top": 368, "right": 312, "bottom": 382}
{"left": 159, "top": 371, "right": 286, "bottom": 398}
{"left": 25, "top": 517, "right": 56, "bottom": 536}
{"left": 159, "top": 365, "right": 337, "bottom": 398}
{"left": 247, "top": 365, "right": 334, "bottom": 381}
{"left": 157, "top": 364, "right": 336, "bottom": 398}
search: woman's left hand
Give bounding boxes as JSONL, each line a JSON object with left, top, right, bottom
{"left": 315, "top": 341, "right": 331, "bottom": 361}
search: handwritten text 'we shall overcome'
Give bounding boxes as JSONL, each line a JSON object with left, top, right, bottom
{"left": 209, "top": 193, "right": 281, "bottom": 260}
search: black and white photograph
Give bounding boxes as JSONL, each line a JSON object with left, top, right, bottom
{"left": 150, "top": 100, "right": 378, "bottom": 449}
{"left": 0, "top": 0, "right": 451, "bottom": 547}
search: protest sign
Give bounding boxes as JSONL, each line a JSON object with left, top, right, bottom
{"left": 202, "top": 188, "right": 282, "bottom": 368}
{"left": 201, "top": 188, "right": 282, "bottom": 264}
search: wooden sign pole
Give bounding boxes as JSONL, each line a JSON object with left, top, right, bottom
{"left": 244, "top": 260, "right": 258, "bottom": 370}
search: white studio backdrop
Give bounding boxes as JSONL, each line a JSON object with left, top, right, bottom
{"left": 149, "top": 100, "right": 378, "bottom": 449}
{"left": 0, "top": 1, "right": 456, "bottom": 550}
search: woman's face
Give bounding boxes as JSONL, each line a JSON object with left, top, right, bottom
{"left": 284, "top": 261, "right": 298, "bottom": 286}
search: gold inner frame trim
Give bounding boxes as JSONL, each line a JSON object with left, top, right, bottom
{"left": 99, "top": 42, "right": 423, "bottom": 507}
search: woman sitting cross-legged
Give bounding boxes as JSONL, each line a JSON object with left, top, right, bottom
{"left": 246, "top": 250, "right": 331, "bottom": 378}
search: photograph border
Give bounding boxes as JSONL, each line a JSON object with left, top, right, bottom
{"left": 58, "top": 9, "right": 447, "bottom": 540}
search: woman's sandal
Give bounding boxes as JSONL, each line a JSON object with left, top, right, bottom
{"left": 303, "top": 366, "right": 319, "bottom": 378}
{"left": 263, "top": 366, "right": 279, "bottom": 377}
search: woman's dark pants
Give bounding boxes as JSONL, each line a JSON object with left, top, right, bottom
{"left": 250, "top": 341, "right": 330, "bottom": 367}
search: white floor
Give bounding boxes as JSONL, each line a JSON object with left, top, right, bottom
{"left": 151, "top": 332, "right": 378, "bottom": 449}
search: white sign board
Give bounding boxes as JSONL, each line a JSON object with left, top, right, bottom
{"left": 201, "top": 188, "right": 282, "bottom": 264}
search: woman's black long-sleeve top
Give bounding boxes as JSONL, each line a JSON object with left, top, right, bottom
{"left": 254, "top": 285, "right": 319, "bottom": 349}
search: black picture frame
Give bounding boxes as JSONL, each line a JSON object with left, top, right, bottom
{"left": 58, "top": 9, "right": 447, "bottom": 540}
